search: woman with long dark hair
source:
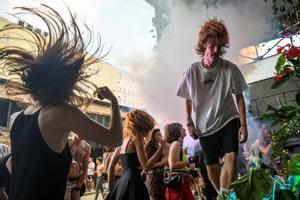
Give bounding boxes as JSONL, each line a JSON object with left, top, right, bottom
{"left": 145, "top": 128, "right": 167, "bottom": 200}
{"left": 0, "top": 5, "right": 122, "bottom": 200}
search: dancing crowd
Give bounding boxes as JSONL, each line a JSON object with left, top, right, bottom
{"left": 0, "top": 4, "right": 279, "bottom": 200}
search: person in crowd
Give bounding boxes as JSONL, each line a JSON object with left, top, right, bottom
{"left": 65, "top": 133, "right": 91, "bottom": 200}
{"left": 0, "top": 5, "right": 122, "bottom": 200}
{"left": 165, "top": 123, "right": 194, "bottom": 200}
{"left": 86, "top": 157, "right": 96, "bottom": 191}
{"left": 176, "top": 19, "right": 248, "bottom": 198}
{"left": 0, "top": 154, "right": 11, "bottom": 200}
{"left": 0, "top": 143, "right": 10, "bottom": 159}
{"left": 182, "top": 133, "right": 205, "bottom": 198}
{"left": 106, "top": 109, "right": 165, "bottom": 200}
{"left": 107, "top": 147, "right": 124, "bottom": 192}
{"left": 187, "top": 126, "right": 218, "bottom": 199}
{"left": 145, "top": 128, "right": 168, "bottom": 200}
{"left": 237, "top": 143, "right": 249, "bottom": 176}
{"left": 94, "top": 157, "right": 105, "bottom": 200}
{"left": 252, "top": 125, "right": 280, "bottom": 175}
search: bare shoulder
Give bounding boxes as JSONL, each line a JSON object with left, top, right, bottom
{"left": 39, "top": 104, "right": 81, "bottom": 125}
{"left": 170, "top": 141, "right": 180, "bottom": 149}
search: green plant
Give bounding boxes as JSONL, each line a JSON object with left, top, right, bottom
{"left": 265, "top": 0, "right": 300, "bottom": 35}
{"left": 271, "top": 113, "right": 300, "bottom": 158}
{"left": 272, "top": 43, "right": 300, "bottom": 99}
{"left": 262, "top": 42, "right": 300, "bottom": 171}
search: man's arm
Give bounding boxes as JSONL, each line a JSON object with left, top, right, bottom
{"left": 185, "top": 99, "right": 192, "bottom": 125}
{"left": 236, "top": 94, "right": 248, "bottom": 143}
{"left": 77, "top": 147, "right": 90, "bottom": 188}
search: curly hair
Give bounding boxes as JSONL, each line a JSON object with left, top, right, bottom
{"left": 0, "top": 5, "right": 104, "bottom": 106}
{"left": 165, "top": 123, "right": 182, "bottom": 144}
{"left": 123, "top": 109, "right": 156, "bottom": 138}
{"left": 195, "top": 19, "right": 229, "bottom": 56}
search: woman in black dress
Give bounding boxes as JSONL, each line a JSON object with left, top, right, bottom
{"left": 0, "top": 5, "right": 122, "bottom": 200}
{"left": 106, "top": 110, "right": 165, "bottom": 200}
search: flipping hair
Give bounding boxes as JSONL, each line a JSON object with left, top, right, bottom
{"left": 0, "top": 5, "right": 104, "bottom": 106}
{"left": 195, "top": 19, "right": 229, "bottom": 56}
{"left": 123, "top": 109, "right": 156, "bottom": 138}
{"left": 165, "top": 123, "right": 182, "bottom": 144}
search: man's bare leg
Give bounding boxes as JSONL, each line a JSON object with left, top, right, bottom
{"left": 220, "top": 152, "right": 237, "bottom": 190}
{"left": 206, "top": 164, "right": 221, "bottom": 192}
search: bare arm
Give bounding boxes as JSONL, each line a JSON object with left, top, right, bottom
{"left": 185, "top": 99, "right": 192, "bottom": 124}
{"left": 256, "top": 142, "right": 272, "bottom": 155}
{"left": 63, "top": 102, "right": 122, "bottom": 147}
{"left": 108, "top": 148, "right": 120, "bottom": 190}
{"left": 134, "top": 137, "right": 163, "bottom": 170}
{"left": 0, "top": 188, "right": 8, "bottom": 200}
{"left": 236, "top": 94, "right": 248, "bottom": 143}
{"left": 77, "top": 148, "right": 90, "bottom": 188}
{"left": 64, "top": 86, "right": 122, "bottom": 147}
{"left": 168, "top": 142, "right": 189, "bottom": 170}
{"left": 152, "top": 157, "right": 167, "bottom": 168}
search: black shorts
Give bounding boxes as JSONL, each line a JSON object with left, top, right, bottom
{"left": 199, "top": 118, "right": 240, "bottom": 165}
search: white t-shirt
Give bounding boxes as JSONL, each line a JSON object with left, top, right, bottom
{"left": 183, "top": 135, "right": 200, "bottom": 157}
{"left": 87, "top": 161, "right": 96, "bottom": 176}
{"left": 176, "top": 57, "right": 247, "bottom": 137}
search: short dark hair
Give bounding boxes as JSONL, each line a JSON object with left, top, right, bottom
{"left": 165, "top": 123, "right": 182, "bottom": 143}
{"left": 96, "top": 157, "right": 103, "bottom": 163}
{"left": 0, "top": 5, "right": 104, "bottom": 106}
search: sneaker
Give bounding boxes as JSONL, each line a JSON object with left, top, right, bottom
{"left": 217, "top": 192, "right": 229, "bottom": 200}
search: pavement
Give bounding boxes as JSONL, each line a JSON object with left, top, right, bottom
{"left": 81, "top": 190, "right": 104, "bottom": 200}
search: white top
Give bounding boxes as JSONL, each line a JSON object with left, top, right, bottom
{"left": 87, "top": 161, "right": 96, "bottom": 175}
{"left": 183, "top": 135, "right": 200, "bottom": 157}
{"left": 176, "top": 57, "right": 247, "bottom": 137}
{"left": 0, "top": 143, "right": 10, "bottom": 158}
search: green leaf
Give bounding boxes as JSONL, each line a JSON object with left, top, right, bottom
{"left": 271, "top": 75, "right": 290, "bottom": 89}
{"left": 266, "top": 104, "right": 278, "bottom": 111}
{"left": 275, "top": 54, "right": 286, "bottom": 72}
{"left": 289, "top": 58, "right": 300, "bottom": 66}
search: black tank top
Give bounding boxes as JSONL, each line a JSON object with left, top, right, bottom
{"left": 9, "top": 108, "right": 72, "bottom": 200}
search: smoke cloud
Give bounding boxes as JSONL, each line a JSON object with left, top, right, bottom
{"left": 121, "top": 0, "right": 277, "bottom": 137}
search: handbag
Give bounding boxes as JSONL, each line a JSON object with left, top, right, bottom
{"left": 163, "top": 172, "right": 182, "bottom": 189}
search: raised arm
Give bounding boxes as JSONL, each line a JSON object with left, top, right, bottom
{"left": 108, "top": 148, "right": 120, "bottom": 190}
{"left": 134, "top": 136, "right": 163, "bottom": 170}
{"left": 64, "top": 87, "right": 122, "bottom": 147}
{"left": 77, "top": 145, "right": 91, "bottom": 189}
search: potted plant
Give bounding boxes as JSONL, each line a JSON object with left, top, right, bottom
{"left": 262, "top": 41, "right": 300, "bottom": 172}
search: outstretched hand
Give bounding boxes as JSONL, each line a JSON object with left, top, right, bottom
{"left": 238, "top": 126, "right": 248, "bottom": 143}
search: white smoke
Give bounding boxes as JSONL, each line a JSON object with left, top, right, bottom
{"left": 121, "top": 0, "right": 277, "bottom": 136}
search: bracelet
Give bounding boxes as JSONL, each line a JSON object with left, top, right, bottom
{"left": 241, "top": 124, "right": 247, "bottom": 127}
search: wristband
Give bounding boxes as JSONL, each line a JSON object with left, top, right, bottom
{"left": 241, "top": 124, "right": 247, "bottom": 127}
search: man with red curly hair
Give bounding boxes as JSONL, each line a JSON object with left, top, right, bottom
{"left": 176, "top": 19, "right": 248, "bottom": 198}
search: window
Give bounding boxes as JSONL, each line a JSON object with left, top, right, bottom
{"left": 18, "top": 20, "right": 25, "bottom": 27}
